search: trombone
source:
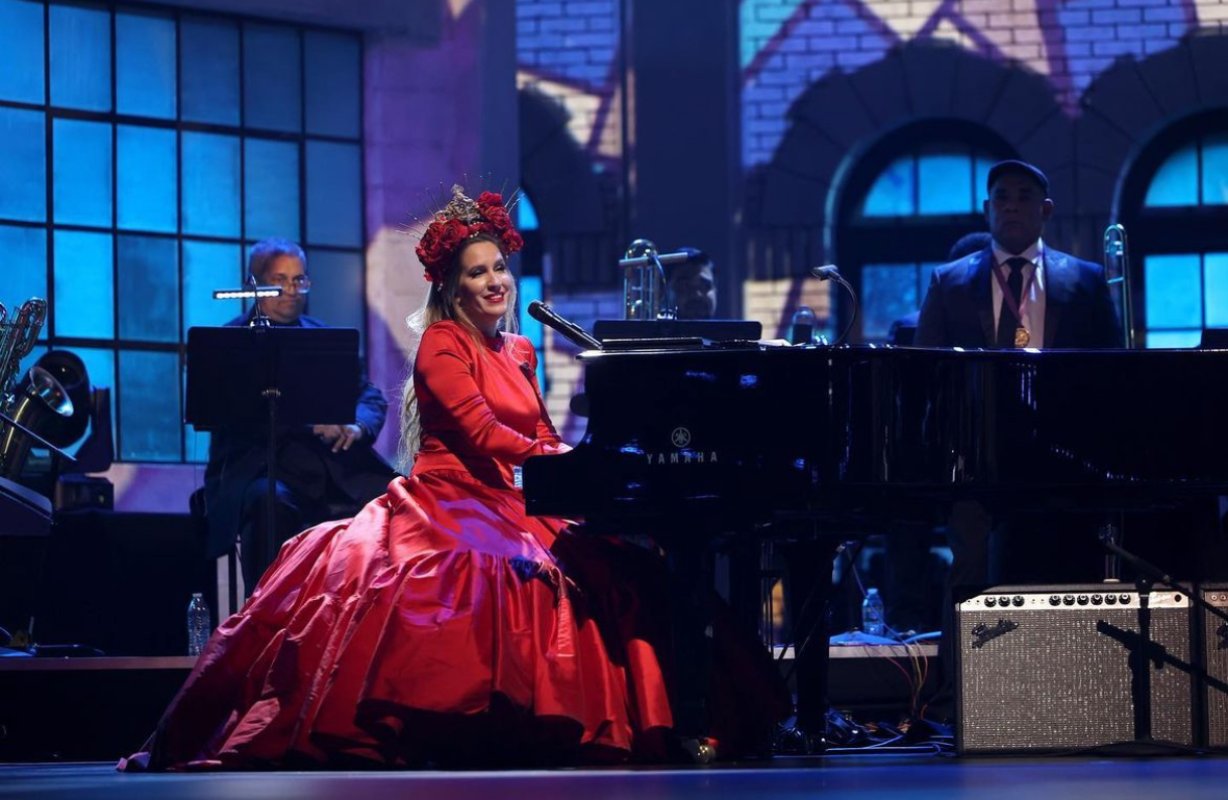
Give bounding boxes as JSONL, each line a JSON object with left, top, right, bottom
{"left": 1103, "top": 223, "right": 1136, "bottom": 349}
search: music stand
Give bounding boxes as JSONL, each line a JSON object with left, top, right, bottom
{"left": 185, "top": 326, "right": 359, "bottom": 570}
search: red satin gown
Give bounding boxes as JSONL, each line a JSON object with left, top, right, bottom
{"left": 122, "top": 321, "right": 676, "bottom": 769}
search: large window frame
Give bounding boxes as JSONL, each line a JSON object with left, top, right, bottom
{"left": 1119, "top": 108, "right": 1228, "bottom": 348}
{"left": 0, "top": 0, "right": 365, "bottom": 464}
{"left": 833, "top": 121, "right": 1013, "bottom": 343}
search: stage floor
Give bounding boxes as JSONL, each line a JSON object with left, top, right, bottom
{"left": 3, "top": 755, "right": 1227, "bottom": 800}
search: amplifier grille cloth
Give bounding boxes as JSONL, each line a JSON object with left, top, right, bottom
{"left": 959, "top": 592, "right": 1193, "bottom": 752}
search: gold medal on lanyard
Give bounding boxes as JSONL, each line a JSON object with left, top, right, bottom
{"left": 1014, "top": 327, "right": 1030, "bottom": 348}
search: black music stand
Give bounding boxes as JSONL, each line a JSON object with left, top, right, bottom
{"left": 185, "top": 326, "right": 358, "bottom": 570}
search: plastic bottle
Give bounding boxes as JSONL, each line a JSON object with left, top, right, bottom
{"left": 790, "top": 305, "right": 816, "bottom": 345}
{"left": 861, "top": 587, "right": 885, "bottom": 637}
{"left": 187, "top": 592, "right": 211, "bottom": 656}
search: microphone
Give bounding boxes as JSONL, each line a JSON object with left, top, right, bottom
{"left": 809, "top": 264, "right": 859, "bottom": 346}
{"left": 527, "top": 300, "right": 603, "bottom": 351}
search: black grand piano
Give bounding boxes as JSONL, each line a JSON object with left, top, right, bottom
{"left": 523, "top": 342, "right": 1228, "bottom": 739}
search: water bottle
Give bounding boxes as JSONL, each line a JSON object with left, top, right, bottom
{"left": 790, "top": 306, "right": 816, "bottom": 345}
{"left": 861, "top": 587, "right": 885, "bottom": 637}
{"left": 187, "top": 592, "right": 211, "bottom": 656}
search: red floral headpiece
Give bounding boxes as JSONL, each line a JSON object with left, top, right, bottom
{"left": 415, "top": 185, "right": 524, "bottom": 283}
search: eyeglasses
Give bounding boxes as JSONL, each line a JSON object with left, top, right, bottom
{"left": 264, "top": 275, "right": 312, "bottom": 294}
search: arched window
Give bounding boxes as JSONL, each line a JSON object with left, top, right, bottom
{"left": 834, "top": 122, "right": 1012, "bottom": 342}
{"left": 1120, "top": 110, "right": 1228, "bottom": 348}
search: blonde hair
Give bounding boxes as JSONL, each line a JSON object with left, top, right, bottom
{"left": 397, "top": 235, "right": 519, "bottom": 472}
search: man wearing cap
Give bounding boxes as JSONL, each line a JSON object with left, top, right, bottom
{"left": 913, "top": 161, "right": 1121, "bottom": 723}
{"left": 915, "top": 159, "right": 1119, "bottom": 350}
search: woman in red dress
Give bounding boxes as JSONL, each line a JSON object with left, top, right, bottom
{"left": 121, "top": 187, "right": 786, "bottom": 770}
{"left": 120, "top": 188, "right": 683, "bottom": 770}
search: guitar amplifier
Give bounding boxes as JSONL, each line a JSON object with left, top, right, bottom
{"left": 956, "top": 584, "right": 1196, "bottom": 754}
{"left": 1202, "top": 585, "right": 1228, "bottom": 749}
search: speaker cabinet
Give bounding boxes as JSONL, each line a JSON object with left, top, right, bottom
{"left": 956, "top": 584, "right": 1196, "bottom": 754}
{"left": 1202, "top": 585, "right": 1228, "bottom": 749}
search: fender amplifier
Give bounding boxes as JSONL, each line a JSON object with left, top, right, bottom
{"left": 1202, "top": 585, "right": 1228, "bottom": 749}
{"left": 956, "top": 584, "right": 1196, "bottom": 754}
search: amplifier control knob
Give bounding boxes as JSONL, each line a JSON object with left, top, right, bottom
{"left": 1105, "top": 594, "right": 1117, "bottom": 605}
{"left": 1012, "top": 596, "right": 1024, "bottom": 607}
{"left": 1091, "top": 594, "right": 1103, "bottom": 605}
{"left": 1049, "top": 595, "right": 1061, "bottom": 606}
{"left": 1063, "top": 595, "right": 1075, "bottom": 605}
{"left": 998, "top": 596, "right": 1010, "bottom": 607}
{"left": 1119, "top": 594, "right": 1131, "bottom": 605}
{"left": 1077, "top": 595, "right": 1089, "bottom": 605}
{"left": 985, "top": 597, "right": 997, "bottom": 607}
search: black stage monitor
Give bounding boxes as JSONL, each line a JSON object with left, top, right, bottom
{"left": 185, "top": 326, "right": 358, "bottom": 430}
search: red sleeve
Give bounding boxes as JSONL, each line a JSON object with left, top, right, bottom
{"left": 521, "top": 340, "right": 569, "bottom": 450}
{"left": 417, "top": 327, "right": 564, "bottom": 464}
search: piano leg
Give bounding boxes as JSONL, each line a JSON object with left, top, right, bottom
{"left": 666, "top": 536, "right": 713, "bottom": 744}
{"left": 783, "top": 536, "right": 840, "bottom": 745}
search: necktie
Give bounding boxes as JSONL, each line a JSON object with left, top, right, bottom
{"left": 996, "top": 257, "right": 1027, "bottom": 348}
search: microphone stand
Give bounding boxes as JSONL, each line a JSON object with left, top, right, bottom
{"left": 810, "top": 266, "right": 859, "bottom": 345}
{"left": 1093, "top": 528, "right": 1228, "bottom": 753}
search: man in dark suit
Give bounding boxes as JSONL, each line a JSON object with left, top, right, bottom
{"left": 202, "top": 238, "right": 395, "bottom": 588}
{"left": 914, "top": 161, "right": 1121, "bottom": 721}
{"left": 916, "top": 160, "right": 1120, "bottom": 350}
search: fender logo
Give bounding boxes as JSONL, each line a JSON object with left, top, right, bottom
{"left": 970, "top": 619, "right": 1018, "bottom": 649}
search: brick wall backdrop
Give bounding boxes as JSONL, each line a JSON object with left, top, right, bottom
{"left": 516, "top": 0, "right": 1228, "bottom": 442}
{"left": 516, "top": 0, "right": 622, "bottom": 167}
{"left": 741, "top": 0, "right": 1223, "bottom": 169}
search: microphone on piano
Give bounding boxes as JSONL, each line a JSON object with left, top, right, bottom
{"left": 809, "top": 264, "right": 859, "bottom": 346}
{"left": 527, "top": 300, "right": 604, "bottom": 351}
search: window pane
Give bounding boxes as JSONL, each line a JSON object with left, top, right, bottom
{"left": 0, "top": 224, "right": 47, "bottom": 307}
{"left": 50, "top": 3, "right": 111, "bottom": 111}
{"left": 863, "top": 156, "right": 914, "bottom": 217}
{"left": 182, "top": 132, "right": 240, "bottom": 237}
{"left": 72, "top": 345, "right": 116, "bottom": 445}
{"left": 117, "top": 126, "right": 178, "bottom": 233}
{"left": 181, "top": 16, "right": 240, "bottom": 125}
{"left": 0, "top": 107, "right": 47, "bottom": 222}
{"left": 1145, "top": 330, "right": 1201, "bottom": 349}
{"left": 974, "top": 156, "right": 994, "bottom": 207}
{"left": 862, "top": 263, "right": 918, "bottom": 340}
{"left": 305, "top": 141, "right": 362, "bottom": 247}
{"left": 185, "top": 425, "right": 210, "bottom": 464}
{"left": 53, "top": 119, "right": 112, "bottom": 226}
{"left": 117, "top": 235, "right": 179, "bottom": 342}
{"left": 518, "top": 193, "right": 540, "bottom": 231}
{"left": 118, "top": 349, "right": 181, "bottom": 460}
{"left": 1144, "top": 253, "right": 1201, "bottom": 329}
{"left": 918, "top": 153, "right": 972, "bottom": 215}
{"left": 116, "top": 11, "right": 177, "bottom": 119}
{"left": 183, "top": 240, "right": 242, "bottom": 334}
{"left": 244, "top": 138, "right": 300, "bottom": 241}
{"left": 1203, "top": 133, "right": 1228, "bottom": 207}
{"left": 53, "top": 230, "right": 113, "bottom": 339}
{"left": 305, "top": 249, "right": 364, "bottom": 347}
{"left": 0, "top": 0, "right": 45, "bottom": 103}
{"left": 304, "top": 31, "right": 360, "bottom": 138}
{"left": 243, "top": 24, "right": 301, "bottom": 133}
{"left": 1204, "top": 252, "right": 1228, "bottom": 327}
{"left": 1145, "top": 145, "right": 1198, "bottom": 208}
